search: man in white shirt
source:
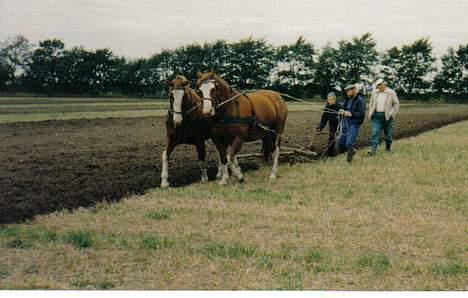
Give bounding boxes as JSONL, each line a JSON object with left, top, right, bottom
{"left": 368, "top": 79, "right": 400, "bottom": 156}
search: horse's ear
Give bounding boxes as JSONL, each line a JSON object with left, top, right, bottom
{"left": 196, "top": 71, "right": 202, "bottom": 79}
{"left": 166, "top": 79, "right": 173, "bottom": 87}
{"left": 210, "top": 68, "right": 215, "bottom": 75}
{"left": 182, "top": 80, "right": 189, "bottom": 87}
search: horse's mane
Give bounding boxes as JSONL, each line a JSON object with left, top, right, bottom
{"left": 212, "top": 73, "right": 232, "bottom": 100}
{"left": 174, "top": 75, "right": 188, "bottom": 84}
{"left": 174, "top": 75, "right": 199, "bottom": 102}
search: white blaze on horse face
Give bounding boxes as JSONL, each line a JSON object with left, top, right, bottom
{"left": 203, "top": 99, "right": 213, "bottom": 116}
{"left": 172, "top": 89, "right": 184, "bottom": 125}
{"left": 200, "top": 81, "right": 215, "bottom": 115}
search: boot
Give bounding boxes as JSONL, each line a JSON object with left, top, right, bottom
{"left": 339, "top": 144, "right": 347, "bottom": 154}
{"left": 367, "top": 144, "right": 377, "bottom": 156}
{"left": 386, "top": 143, "right": 391, "bottom": 152}
{"left": 347, "top": 149, "right": 356, "bottom": 163}
{"left": 327, "top": 142, "right": 337, "bottom": 157}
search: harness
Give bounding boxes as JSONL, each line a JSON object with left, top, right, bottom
{"left": 199, "top": 79, "right": 256, "bottom": 126}
{"left": 215, "top": 93, "right": 257, "bottom": 128}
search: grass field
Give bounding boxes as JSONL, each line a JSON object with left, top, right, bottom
{"left": 1, "top": 118, "right": 466, "bottom": 290}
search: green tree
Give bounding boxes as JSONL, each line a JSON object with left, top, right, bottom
{"left": 275, "top": 36, "right": 316, "bottom": 90}
{"left": 382, "top": 38, "right": 435, "bottom": 95}
{"left": 0, "top": 35, "right": 32, "bottom": 89}
{"left": 121, "top": 58, "right": 147, "bottom": 96}
{"left": 25, "top": 39, "right": 65, "bottom": 94}
{"left": 89, "top": 48, "right": 121, "bottom": 94}
{"left": 173, "top": 43, "right": 207, "bottom": 83}
{"left": 59, "top": 47, "right": 94, "bottom": 94}
{"left": 312, "top": 44, "right": 340, "bottom": 98}
{"left": 0, "top": 58, "right": 13, "bottom": 91}
{"left": 121, "top": 49, "right": 175, "bottom": 97}
{"left": 380, "top": 46, "right": 402, "bottom": 91}
{"left": 225, "top": 37, "right": 275, "bottom": 89}
{"left": 201, "top": 40, "right": 232, "bottom": 79}
{"left": 144, "top": 49, "right": 176, "bottom": 96}
{"left": 434, "top": 44, "right": 468, "bottom": 97}
{"left": 334, "top": 33, "right": 379, "bottom": 91}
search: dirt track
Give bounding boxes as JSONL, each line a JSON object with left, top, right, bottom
{"left": 1, "top": 105, "right": 468, "bottom": 224}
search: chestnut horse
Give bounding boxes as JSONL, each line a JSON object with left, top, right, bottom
{"left": 196, "top": 71, "right": 288, "bottom": 184}
{"left": 161, "top": 75, "right": 212, "bottom": 188}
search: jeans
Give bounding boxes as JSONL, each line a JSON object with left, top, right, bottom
{"left": 371, "top": 112, "right": 393, "bottom": 147}
{"left": 339, "top": 119, "right": 360, "bottom": 151}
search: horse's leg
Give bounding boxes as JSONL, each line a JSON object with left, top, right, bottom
{"left": 269, "top": 132, "right": 281, "bottom": 180}
{"left": 261, "top": 134, "right": 273, "bottom": 160}
{"left": 196, "top": 141, "right": 208, "bottom": 182}
{"left": 216, "top": 152, "right": 223, "bottom": 179}
{"left": 233, "top": 155, "right": 241, "bottom": 173}
{"left": 213, "top": 139, "right": 229, "bottom": 185}
{"left": 216, "top": 145, "right": 230, "bottom": 179}
{"left": 228, "top": 137, "right": 244, "bottom": 182}
{"left": 161, "top": 139, "right": 176, "bottom": 188}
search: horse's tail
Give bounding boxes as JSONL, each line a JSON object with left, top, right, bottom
{"left": 273, "top": 92, "right": 288, "bottom": 148}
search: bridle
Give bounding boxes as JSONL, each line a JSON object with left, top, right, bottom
{"left": 168, "top": 86, "right": 202, "bottom": 118}
{"left": 199, "top": 78, "right": 246, "bottom": 111}
{"left": 199, "top": 79, "right": 220, "bottom": 107}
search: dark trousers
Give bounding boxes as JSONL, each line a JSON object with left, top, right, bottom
{"left": 371, "top": 112, "right": 393, "bottom": 148}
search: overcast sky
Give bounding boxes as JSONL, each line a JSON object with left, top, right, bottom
{"left": 2, "top": 0, "right": 468, "bottom": 58}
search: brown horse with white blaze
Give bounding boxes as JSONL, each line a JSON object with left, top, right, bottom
{"left": 161, "top": 75, "right": 212, "bottom": 188}
{"left": 196, "top": 71, "right": 288, "bottom": 184}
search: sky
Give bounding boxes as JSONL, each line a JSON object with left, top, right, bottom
{"left": 2, "top": 0, "right": 468, "bottom": 58}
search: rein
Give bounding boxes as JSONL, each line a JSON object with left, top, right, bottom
{"left": 199, "top": 79, "right": 248, "bottom": 111}
{"left": 215, "top": 92, "right": 247, "bottom": 110}
{"left": 183, "top": 102, "right": 202, "bottom": 116}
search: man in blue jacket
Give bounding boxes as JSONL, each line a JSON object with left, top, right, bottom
{"left": 339, "top": 84, "right": 366, "bottom": 163}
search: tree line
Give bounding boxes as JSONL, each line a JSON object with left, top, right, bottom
{"left": 0, "top": 34, "right": 467, "bottom": 100}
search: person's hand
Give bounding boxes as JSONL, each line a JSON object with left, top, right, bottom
{"left": 338, "top": 109, "right": 345, "bottom": 115}
{"left": 344, "top": 111, "right": 352, "bottom": 117}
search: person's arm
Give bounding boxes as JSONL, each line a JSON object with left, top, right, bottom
{"left": 318, "top": 107, "right": 328, "bottom": 131}
{"left": 368, "top": 92, "right": 375, "bottom": 118}
{"left": 351, "top": 97, "right": 366, "bottom": 119}
{"left": 390, "top": 90, "right": 400, "bottom": 118}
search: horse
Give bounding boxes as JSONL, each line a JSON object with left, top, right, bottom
{"left": 196, "top": 71, "right": 288, "bottom": 185}
{"left": 160, "top": 75, "right": 212, "bottom": 188}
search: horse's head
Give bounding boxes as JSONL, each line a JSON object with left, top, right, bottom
{"left": 196, "top": 70, "right": 231, "bottom": 117}
{"left": 166, "top": 75, "right": 190, "bottom": 126}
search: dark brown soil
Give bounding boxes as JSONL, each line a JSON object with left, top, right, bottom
{"left": 1, "top": 105, "right": 467, "bottom": 224}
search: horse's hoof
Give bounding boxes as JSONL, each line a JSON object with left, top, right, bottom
{"left": 160, "top": 181, "right": 169, "bottom": 188}
{"left": 238, "top": 177, "right": 245, "bottom": 183}
{"left": 201, "top": 177, "right": 209, "bottom": 183}
{"left": 269, "top": 174, "right": 277, "bottom": 180}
